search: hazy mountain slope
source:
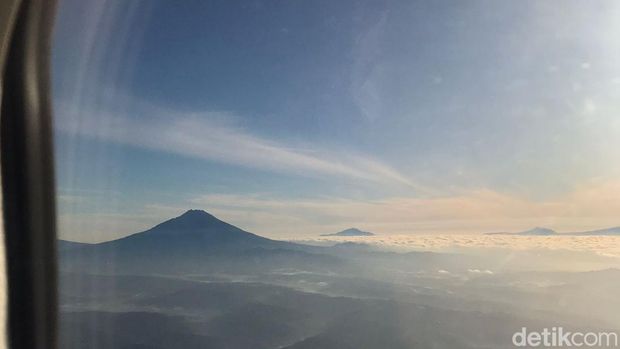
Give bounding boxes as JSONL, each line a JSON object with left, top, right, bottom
{"left": 58, "top": 240, "right": 92, "bottom": 251}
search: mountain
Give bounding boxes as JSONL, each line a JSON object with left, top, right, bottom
{"left": 60, "top": 210, "right": 342, "bottom": 274}
{"left": 486, "top": 226, "right": 620, "bottom": 236}
{"left": 95, "top": 209, "right": 281, "bottom": 251}
{"left": 567, "top": 227, "right": 620, "bottom": 236}
{"left": 486, "top": 227, "right": 557, "bottom": 236}
{"left": 321, "top": 228, "right": 375, "bottom": 237}
{"left": 516, "top": 227, "right": 557, "bottom": 236}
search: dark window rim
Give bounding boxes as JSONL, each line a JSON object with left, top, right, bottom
{"left": 1, "top": 0, "right": 58, "bottom": 348}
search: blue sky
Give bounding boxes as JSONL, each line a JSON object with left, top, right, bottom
{"left": 52, "top": 0, "right": 620, "bottom": 242}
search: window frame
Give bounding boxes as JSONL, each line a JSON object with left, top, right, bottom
{"left": 1, "top": 0, "right": 58, "bottom": 348}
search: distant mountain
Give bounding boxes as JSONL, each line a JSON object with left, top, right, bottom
{"left": 516, "top": 227, "right": 557, "bottom": 236}
{"left": 60, "top": 209, "right": 342, "bottom": 274}
{"left": 567, "top": 227, "right": 620, "bottom": 236}
{"left": 487, "top": 226, "right": 620, "bottom": 236}
{"left": 321, "top": 228, "right": 375, "bottom": 237}
{"left": 486, "top": 227, "right": 556, "bottom": 236}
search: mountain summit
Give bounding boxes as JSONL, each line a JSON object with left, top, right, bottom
{"left": 147, "top": 209, "right": 241, "bottom": 233}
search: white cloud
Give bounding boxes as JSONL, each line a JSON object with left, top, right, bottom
{"left": 54, "top": 99, "right": 422, "bottom": 190}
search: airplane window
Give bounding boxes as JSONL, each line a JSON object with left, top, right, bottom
{"left": 53, "top": 0, "right": 620, "bottom": 348}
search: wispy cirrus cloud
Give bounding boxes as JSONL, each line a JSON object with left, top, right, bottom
{"left": 54, "top": 98, "right": 423, "bottom": 190}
